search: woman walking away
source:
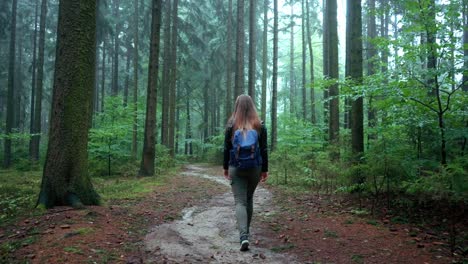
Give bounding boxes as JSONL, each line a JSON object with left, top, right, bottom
{"left": 223, "top": 95, "right": 269, "bottom": 251}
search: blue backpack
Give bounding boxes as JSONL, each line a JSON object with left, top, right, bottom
{"left": 230, "top": 128, "right": 262, "bottom": 169}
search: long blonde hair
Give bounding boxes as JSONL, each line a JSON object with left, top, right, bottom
{"left": 228, "top": 95, "right": 261, "bottom": 132}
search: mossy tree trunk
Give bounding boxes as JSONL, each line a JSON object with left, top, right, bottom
{"left": 168, "top": 0, "right": 179, "bottom": 158}
{"left": 139, "top": 0, "right": 162, "bottom": 176}
{"left": 37, "top": 0, "right": 99, "bottom": 208}
{"left": 271, "top": 0, "right": 278, "bottom": 152}
{"left": 161, "top": 0, "right": 172, "bottom": 147}
{"left": 305, "top": 0, "right": 316, "bottom": 124}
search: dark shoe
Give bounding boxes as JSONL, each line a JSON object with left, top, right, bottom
{"left": 240, "top": 239, "right": 249, "bottom": 251}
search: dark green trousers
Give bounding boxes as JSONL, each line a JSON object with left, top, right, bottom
{"left": 229, "top": 166, "right": 261, "bottom": 241}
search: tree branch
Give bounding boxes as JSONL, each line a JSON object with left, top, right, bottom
{"left": 410, "top": 97, "right": 439, "bottom": 113}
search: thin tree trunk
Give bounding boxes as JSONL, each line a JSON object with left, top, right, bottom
{"left": 29, "top": 0, "right": 39, "bottom": 159}
{"left": 248, "top": 0, "right": 256, "bottom": 101}
{"left": 235, "top": 0, "right": 245, "bottom": 97}
{"left": 226, "top": 0, "right": 233, "bottom": 120}
{"left": 301, "top": 0, "right": 307, "bottom": 120}
{"left": 261, "top": 0, "right": 268, "bottom": 122}
{"left": 15, "top": 24, "right": 23, "bottom": 131}
{"left": 123, "top": 37, "right": 131, "bottom": 107}
{"left": 367, "top": 0, "right": 377, "bottom": 146}
{"left": 168, "top": 0, "right": 179, "bottom": 157}
{"left": 271, "top": 0, "right": 278, "bottom": 151}
{"left": 322, "top": 0, "right": 329, "bottom": 132}
{"left": 185, "top": 84, "right": 192, "bottom": 155}
{"left": 112, "top": 0, "right": 120, "bottom": 96}
{"left": 463, "top": 0, "right": 468, "bottom": 92}
{"left": 31, "top": 0, "right": 47, "bottom": 162}
{"left": 161, "top": 0, "right": 172, "bottom": 147}
{"left": 328, "top": 0, "right": 339, "bottom": 146}
{"left": 306, "top": 0, "right": 316, "bottom": 124}
{"left": 101, "top": 38, "right": 106, "bottom": 112}
{"left": 37, "top": 0, "right": 99, "bottom": 208}
{"left": 139, "top": 0, "right": 162, "bottom": 176}
{"left": 132, "top": 0, "right": 139, "bottom": 160}
{"left": 289, "top": 3, "right": 295, "bottom": 115}
{"left": 347, "top": 0, "right": 363, "bottom": 159}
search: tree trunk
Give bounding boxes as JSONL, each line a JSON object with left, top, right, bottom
{"left": 37, "top": 0, "right": 99, "bottom": 208}
{"left": 306, "top": 0, "right": 316, "bottom": 124}
{"left": 168, "top": 0, "right": 179, "bottom": 157}
{"left": 347, "top": 0, "right": 363, "bottom": 159}
{"left": 367, "top": 0, "right": 377, "bottom": 146}
{"left": 31, "top": 0, "right": 47, "bottom": 162}
{"left": 235, "top": 0, "right": 245, "bottom": 97}
{"left": 301, "top": 0, "right": 307, "bottom": 120}
{"left": 132, "top": 0, "right": 139, "bottom": 160}
{"left": 289, "top": 3, "right": 295, "bottom": 115}
{"left": 322, "top": 0, "right": 329, "bottom": 132}
{"left": 248, "top": 0, "right": 256, "bottom": 101}
{"left": 29, "top": 0, "right": 39, "bottom": 159}
{"left": 226, "top": 0, "right": 233, "bottom": 120}
{"left": 161, "top": 0, "right": 172, "bottom": 147}
{"left": 261, "top": 0, "right": 268, "bottom": 122}
{"left": 139, "top": 0, "right": 162, "bottom": 176}
{"left": 14, "top": 23, "right": 23, "bottom": 132}
{"left": 101, "top": 38, "right": 106, "bottom": 112}
{"left": 327, "top": 0, "right": 339, "bottom": 146}
{"left": 112, "top": 0, "right": 120, "bottom": 96}
{"left": 271, "top": 0, "right": 278, "bottom": 151}
{"left": 123, "top": 37, "right": 131, "bottom": 107}
{"left": 185, "top": 84, "right": 192, "bottom": 155}
{"left": 3, "top": 0, "right": 18, "bottom": 168}
{"left": 463, "top": 0, "right": 468, "bottom": 92}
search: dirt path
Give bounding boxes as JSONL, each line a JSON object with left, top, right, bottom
{"left": 144, "top": 165, "right": 298, "bottom": 263}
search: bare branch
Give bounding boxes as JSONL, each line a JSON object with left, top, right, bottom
{"left": 409, "top": 97, "right": 439, "bottom": 113}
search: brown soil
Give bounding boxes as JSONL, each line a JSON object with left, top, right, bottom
{"left": 1, "top": 164, "right": 464, "bottom": 263}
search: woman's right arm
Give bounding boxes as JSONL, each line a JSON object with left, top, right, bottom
{"left": 223, "top": 126, "right": 232, "bottom": 171}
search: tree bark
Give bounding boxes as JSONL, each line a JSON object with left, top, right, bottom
{"left": 101, "top": 38, "right": 106, "bottom": 112}
{"left": 29, "top": 0, "right": 39, "bottom": 159}
{"left": 289, "top": 3, "right": 295, "bottom": 115}
{"left": 161, "top": 0, "right": 172, "bottom": 147}
{"left": 235, "top": 0, "right": 245, "bottom": 97}
{"left": 123, "top": 37, "right": 131, "bottom": 107}
{"left": 271, "top": 0, "right": 278, "bottom": 151}
{"left": 463, "top": 0, "right": 468, "bottom": 92}
{"left": 111, "top": 0, "right": 120, "bottom": 96}
{"left": 248, "top": 0, "right": 256, "bottom": 101}
{"left": 132, "top": 0, "right": 139, "bottom": 160}
{"left": 306, "top": 0, "right": 316, "bottom": 124}
{"left": 347, "top": 0, "right": 363, "bottom": 159}
{"left": 261, "top": 0, "right": 268, "bottom": 122}
{"left": 301, "top": 0, "right": 307, "bottom": 120}
{"left": 322, "top": 0, "right": 329, "bottom": 132}
{"left": 367, "top": 0, "right": 377, "bottom": 146}
{"left": 139, "top": 0, "right": 162, "bottom": 176}
{"left": 3, "top": 0, "right": 18, "bottom": 168}
{"left": 327, "top": 0, "right": 339, "bottom": 145}
{"left": 226, "top": 0, "right": 233, "bottom": 121}
{"left": 37, "top": 0, "right": 100, "bottom": 208}
{"left": 168, "top": 0, "right": 179, "bottom": 157}
{"left": 31, "top": 0, "right": 48, "bottom": 162}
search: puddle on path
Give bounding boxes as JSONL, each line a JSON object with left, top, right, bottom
{"left": 144, "top": 165, "right": 297, "bottom": 263}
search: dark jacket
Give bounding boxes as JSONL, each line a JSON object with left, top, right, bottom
{"left": 223, "top": 124, "right": 268, "bottom": 172}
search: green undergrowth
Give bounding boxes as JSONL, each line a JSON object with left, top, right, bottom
{"left": 0, "top": 164, "right": 179, "bottom": 226}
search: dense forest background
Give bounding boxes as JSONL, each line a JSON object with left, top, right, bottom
{"left": 0, "top": 0, "right": 467, "bottom": 250}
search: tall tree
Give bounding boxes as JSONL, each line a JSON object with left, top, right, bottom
{"left": 271, "top": 0, "right": 278, "bottom": 151}
{"left": 29, "top": 0, "right": 39, "bottom": 159}
{"left": 139, "top": 0, "right": 162, "bottom": 176}
{"left": 30, "top": 0, "right": 47, "bottom": 161}
{"left": 367, "top": 0, "right": 377, "bottom": 145}
{"left": 289, "top": 2, "right": 295, "bottom": 114}
{"left": 248, "top": 0, "right": 257, "bottom": 101}
{"left": 37, "top": 0, "right": 100, "bottom": 208}
{"left": 322, "top": 0, "right": 329, "bottom": 131}
{"left": 261, "top": 0, "right": 268, "bottom": 122}
{"left": 327, "top": 0, "right": 339, "bottom": 145}
{"left": 123, "top": 36, "right": 131, "bottom": 106}
{"left": 132, "top": 0, "right": 139, "bottom": 160}
{"left": 161, "top": 0, "right": 172, "bottom": 147}
{"left": 306, "top": 0, "right": 316, "bottom": 124}
{"left": 346, "top": 0, "right": 363, "bottom": 158}
{"left": 235, "top": 0, "right": 245, "bottom": 97}
{"left": 463, "top": 0, "right": 467, "bottom": 92}
{"left": 301, "top": 0, "right": 307, "bottom": 120}
{"left": 168, "top": 0, "right": 179, "bottom": 157}
{"left": 111, "top": 0, "right": 120, "bottom": 96}
{"left": 226, "top": 0, "right": 233, "bottom": 120}
{"left": 3, "top": 0, "right": 18, "bottom": 168}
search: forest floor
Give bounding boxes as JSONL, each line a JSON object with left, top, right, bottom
{"left": 0, "top": 164, "right": 463, "bottom": 263}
